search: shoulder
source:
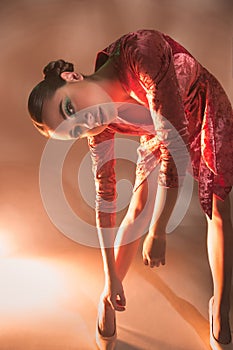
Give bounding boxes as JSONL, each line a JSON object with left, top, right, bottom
{"left": 95, "top": 29, "right": 166, "bottom": 71}
{"left": 117, "top": 29, "right": 167, "bottom": 52}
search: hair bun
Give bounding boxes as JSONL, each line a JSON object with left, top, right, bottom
{"left": 43, "top": 59, "right": 74, "bottom": 80}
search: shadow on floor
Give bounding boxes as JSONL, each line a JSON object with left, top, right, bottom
{"left": 135, "top": 261, "right": 210, "bottom": 349}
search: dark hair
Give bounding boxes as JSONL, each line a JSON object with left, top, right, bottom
{"left": 28, "top": 59, "right": 74, "bottom": 136}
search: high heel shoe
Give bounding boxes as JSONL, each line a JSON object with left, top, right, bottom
{"left": 95, "top": 320, "right": 117, "bottom": 350}
{"left": 209, "top": 297, "right": 233, "bottom": 350}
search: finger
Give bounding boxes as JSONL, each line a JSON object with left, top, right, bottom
{"left": 149, "top": 260, "right": 155, "bottom": 268}
{"left": 113, "top": 305, "right": 124, "bottom": 311}
{"left": 161, "top": 258, "right": 166, "bottom": 265}
{"left": 156, "top": 256, "right": 166, "bottom": 266}
{"left": 143, "top": 258, "right": 149, "bottom": 266}
{"left": 150, "top": 259, "right": 162, "bottom": 268}
{"left": 115, "top": 304, "right": 125, "bottom": 312}
{"left": 119, "top": 292, "right": 126, "bottom": 307}
{"left": 110, "top": 297, "right": 125, "bottom": 312}
{"left": 153, "top": 261, "right": 160, "bottom": 268}
{"left": 114, "top": 302, "right": 125, "bottom": 312}
{"left": 116, "top": 305, "right": 126, "bottom": 312}
{"left": 116, "top": 294, "right": 126, "bottom": 308}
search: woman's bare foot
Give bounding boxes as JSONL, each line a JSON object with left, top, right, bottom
{"left": 98, "top": 299, "right": 116, "bottom": 337}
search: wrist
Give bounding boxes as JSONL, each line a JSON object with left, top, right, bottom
{"left": 104, "top": 269, "right": 118, "bottom": 283}
{"left": 148, "top": 223, "right": 166, "bottom": 238}
{"left": 148, "top": 232, "right": 166, "bottom": 240}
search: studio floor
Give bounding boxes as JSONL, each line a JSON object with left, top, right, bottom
{"left": 0, "top": 179, "right": 232, "bottom": 350}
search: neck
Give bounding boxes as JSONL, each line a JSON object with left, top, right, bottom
{"left": 85, "top": 58, "right": 128, "bottom": 102}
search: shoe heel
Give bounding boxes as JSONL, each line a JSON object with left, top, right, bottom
{"left": 209, "top": 297, "right": 233, "bottom": 350}
{"left": 95, "top": 322, "right": 117, "bottom": 350}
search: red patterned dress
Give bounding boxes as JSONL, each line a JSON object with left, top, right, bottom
{"left": 87, "top": 29, "right": 233, "bottom": 227}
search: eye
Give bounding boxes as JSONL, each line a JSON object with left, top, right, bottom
{"left": 64, "top": 97, "right": 76, "bottom": 117}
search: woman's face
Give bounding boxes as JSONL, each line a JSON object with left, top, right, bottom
{"left": 41, "top": 80, "right": 116, "bottom": 139}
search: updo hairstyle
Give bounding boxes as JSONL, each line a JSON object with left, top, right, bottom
{"left": 28, "top": 59, "right": 74, "bottom": 136}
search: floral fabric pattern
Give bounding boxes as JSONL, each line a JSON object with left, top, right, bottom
{"left": 90, "top": 29, "right": 232, "bottom": 226}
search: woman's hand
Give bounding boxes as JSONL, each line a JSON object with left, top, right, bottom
{"left": 142, "top": 185, "right": 177, "bottom": 268}
{"left": 142, "top": 233, "right": 166, "bottom": 268}
{"left": 102, "top": 276, "right": 126, "bottom": 312}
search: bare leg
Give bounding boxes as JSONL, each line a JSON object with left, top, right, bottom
{"left": 98, "top": 171, "right": 157, "bottom": 337}
{"left": 206, "top": 194, "right": 233, "bottom": 344}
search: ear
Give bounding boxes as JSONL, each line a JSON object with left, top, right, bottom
{"left": 60, "top": 71, "right": 83, "bottom": 82}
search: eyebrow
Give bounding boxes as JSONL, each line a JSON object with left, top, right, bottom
{"left": 59, "top": 101, "right": 66, "bottom": 120}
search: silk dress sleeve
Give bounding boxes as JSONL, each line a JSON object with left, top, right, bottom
{"left": 87, "top": 128, "right": 117, "bottom": 228}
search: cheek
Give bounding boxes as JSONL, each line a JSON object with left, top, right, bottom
{"left": 42, "top": 108, "right": 62, "bottom": 132}
{"left": 45, "top": 118, "right": 62, "bottom": 132}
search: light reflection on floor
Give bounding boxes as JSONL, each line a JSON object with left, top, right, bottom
{"left": 0, "top": 177, "right": 232, "bottom": 349}
{"left": 0, "top": 255, "right": 99, "bottom": 350}
{"left": 0, "top": 241, "right": 220, "bottom": 350}
{"left": 0, "top": 258, "right": 67, "bottom": 314}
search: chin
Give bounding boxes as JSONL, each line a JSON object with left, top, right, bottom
{"left": 85, "top": 125, "right": 107, "bottom": 137}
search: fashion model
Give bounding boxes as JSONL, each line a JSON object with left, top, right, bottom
{"left": 28, "top": 29, "right": 233, "bottom": 350}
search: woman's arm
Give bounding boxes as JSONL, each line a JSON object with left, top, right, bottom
{"left": 150, "top": 185, "right": 179, "bottom": 235}
{"left": 119, "top": 30, "right": 189, "bottom": 265}
{"left": 88, "top": 129, "right": 126, "bottom": 311}
{"left": 142, "top": 185, "right": 178, "bottom": 267}
{"left": 98, "top": 228, "right": 126, "bottom": 311}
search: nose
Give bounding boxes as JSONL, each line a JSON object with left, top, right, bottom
{"left": 85, "top": 112, "right": 96, "bottom": 128}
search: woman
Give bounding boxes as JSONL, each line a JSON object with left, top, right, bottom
{"left": 28, "top": 29, "right": 233, "bottom": 350}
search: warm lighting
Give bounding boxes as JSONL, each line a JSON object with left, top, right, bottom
{"left": 0, "top": 258, "right": 69, "bottom": 315}
{"left": 0, "top": 254, "right": 102, "bottom": 349}
{"left": 0, "top": 235, "right": 12, "bottom": 257}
